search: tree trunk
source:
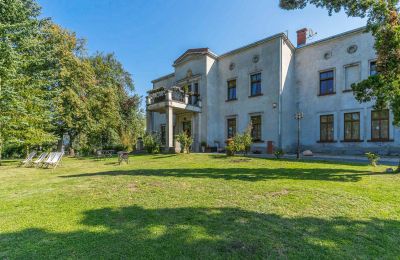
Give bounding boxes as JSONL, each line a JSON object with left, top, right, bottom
{"left": 0, "top": 140, "right": 2, "bottom": 166}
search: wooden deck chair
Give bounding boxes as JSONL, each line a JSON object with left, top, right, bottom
{"left": 19, "top": 151, "right": 37, "bottom": 167}
{"left": 32, "top": 152, "right": 48, "bottom": 168}
{"left": 46, "top": 152, "right": 64, "bottom": 169}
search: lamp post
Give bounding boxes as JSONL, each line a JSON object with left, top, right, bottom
{"left": 295, "top": 112, "right": 304, "bottom": 159}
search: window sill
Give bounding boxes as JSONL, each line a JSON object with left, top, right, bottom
{"left": 340, "top": 140, "right": 364, "bottom": 143}
{"left": 367, "top": 139, "right": 394, "bottom": 143}
{"left": 318, "top": 92, "right": 336, "bottom": 97}
{"left": 317, "top": 140, "right": 337, "bottom": 143}
{"left": 249, "top": 93, "right": 263, "bottom": 98}
{"left": 225, "top": 98, "right": 237, "bottom": 102}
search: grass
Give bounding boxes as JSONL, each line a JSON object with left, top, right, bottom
{"left": 1, "top": 154, "right": 400, "bottom": 259}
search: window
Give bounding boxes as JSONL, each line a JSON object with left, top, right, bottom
{"left": 319, "top": 70, "right": 335, "bottom": 95}
{"left": 344, "top": 112, "right": 360, "bottom": 141}
{"left": 250, "top": 73, "right": 262, "bottom": 96}
{"left": 370, "top": 61, "right": 377, "bottom": 76}
{"left": 160, "top": 125, "right": 166, "bottom": 145}
{"left": 371, "top": 110, "right": 389, "bottom": 140}
{"left": 227, "top": 80, "right": 237, "bottom": 100}
{"left": 190, "top": 82, "right": 199, "bottom": 105}
{"left": 320, "top": 114, "right": 334, "bottom": 142}
{"left": 227, "top": 118, "right": 237, "bottom": 138}
{"left": 250, "top": 115, "right": 262, "bottom": 141}
{"left": 344, "top": 64, "right": 360, "bottom": 91}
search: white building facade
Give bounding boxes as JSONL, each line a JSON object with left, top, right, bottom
{"left": 146, "top": 27, "right": 400, "bottom": 155}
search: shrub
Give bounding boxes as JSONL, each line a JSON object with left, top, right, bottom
{"left": 229, "top": 125, "right": 252, "bottom": 156}
{"left": 176, "top": 132, "right": 193, "bottom": 153}
{"left": 365, "top": 152, "right": 380, "bottom": 166}
{"left": 225, "top": 138, "right": 235, "bottom": 156}
{"left": 143, "top": 133, "right": 161, "bottom": 154}
{"left": 274, "top": 149, "right": 285, "bottom": 159}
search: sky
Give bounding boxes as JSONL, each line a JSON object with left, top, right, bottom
{"left": 37, "top": 0, "right": 367, "bottom": 104}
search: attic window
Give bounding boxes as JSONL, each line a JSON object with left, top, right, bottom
{"left": 347, "top": 45, "right": 358, "bottom": 54}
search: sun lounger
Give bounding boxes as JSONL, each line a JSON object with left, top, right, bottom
{"left": 45, "top": 152, "right": 64, "bottom": 169}
{"left": 32, "top": 152, "right": 48, "bottom": 168}
{"left": 19, "top": 151, "right": 37, "bottom": 167}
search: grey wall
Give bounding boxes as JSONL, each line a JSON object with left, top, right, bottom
{"left": 296, "top": 30, "right": 400, "bottom": 155}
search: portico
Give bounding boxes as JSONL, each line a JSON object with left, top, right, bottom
{"left": 146, "top": 86, "right": 202, "bottom": 152}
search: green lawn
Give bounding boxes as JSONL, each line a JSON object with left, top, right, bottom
{"left": 1, "top": 154, "right": 399, "bottom": 259}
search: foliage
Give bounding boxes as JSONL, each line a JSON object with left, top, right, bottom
{"left": 0, "top": 0, "right": 58, "bottom": 163}
{"left": 225, "top": 138, "right": 235, "bottom": 156}
{"left": 200, "top": 141, "right": 207, "bottom": 147}
{"left": 274, "top": 149, "right": 285, "bottom": 159}
{"left": 143, "top": 133, "right": 160, "bottom": 154}
{"left": 225, "top": 125, "right": 253, "bottom": 156}
{"left": 365, "top": 152, "right": 380, "bottom": 167}
{"left": 0, "top": 0, "right": 145, "bottom": 162}
{"left": 176, "top": 132, "right": 193, "bottom": 153}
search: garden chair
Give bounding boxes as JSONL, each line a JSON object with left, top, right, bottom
{"left": 46, "top": 152, "right": 64, "bottom": 169}
{"left": 32, "top": 152, "right": 48, "bottom": 168}
{"left": 41, "top": 152, "right": 56, "bottom": 168}
{"left": 118, "top": 151, "right": 129, "bottom": 165}
{"left": 96, "top": 150, "right": 105, "bottom": 160}
{"left": 19, "top": 151, "right": 37, "bottom": 167}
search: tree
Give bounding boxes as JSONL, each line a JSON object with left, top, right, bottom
{"left": 88, "top": 53, "right": 143, "bottom": 151}
{"left": 45, "top": 23, "right": 96, "bottom": 154}
{"left": 280, "top": 0, "right": 400, "bottom": 169}
{"left": 0, "top": 0, "right": 57, "bottom": 164}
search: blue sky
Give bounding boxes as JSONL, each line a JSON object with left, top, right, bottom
{"left": 37, "top": 0, "right": 366, "bottom": 102}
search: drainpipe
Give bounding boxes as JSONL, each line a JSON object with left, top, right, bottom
{"left": 278, "top": 38, "right": 283, "bottom": 149}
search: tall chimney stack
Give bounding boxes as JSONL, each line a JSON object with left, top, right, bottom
{"left": 297, "top": 28, "right": 308, "bottom": 47}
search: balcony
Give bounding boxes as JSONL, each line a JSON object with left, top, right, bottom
{"left": 146, "top": 86, "right": 202, "bottom": 113}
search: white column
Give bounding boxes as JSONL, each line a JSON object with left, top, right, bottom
{"left": 166, "top": 106, "right": 173, "bottom": 152}
{"left": 146, "top": 111, "right": 152, "bottom": 133}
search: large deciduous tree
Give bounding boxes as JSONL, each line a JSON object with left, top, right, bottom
{"left": 88, "top": 53, "right": 144, "bottom": 151}
{"left": 280, "top": 0, "right": 400, "bottom": 168}
{"left": 45, "top": 23, "right": 96, "bottom": 154}
{"left": 0, "top": 0, "right": 57, "bottom": 164}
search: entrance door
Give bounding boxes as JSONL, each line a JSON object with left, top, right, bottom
{"left": 182, "top": 121, "right": 192, "bottom": 137}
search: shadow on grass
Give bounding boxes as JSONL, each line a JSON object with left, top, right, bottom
{"left": 60, "top": 167, "right": 382, "bottom": 182}
{"left": 1, "top": 205, "right": 398, "bottom": 258}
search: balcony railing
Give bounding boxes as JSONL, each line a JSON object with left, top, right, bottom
{"left": 146, "top": 87, "right": 201, "bottom": 107}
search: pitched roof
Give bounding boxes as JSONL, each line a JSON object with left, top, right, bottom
{"left": 173, "top": 48, "right": 218, "bottom": 66}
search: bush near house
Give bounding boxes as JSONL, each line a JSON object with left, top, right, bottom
{"left": 176, "top": 132, "right": 193, "bottom": 153}
{"left": 143, "top": 133, "right": 161, "bottom": 154}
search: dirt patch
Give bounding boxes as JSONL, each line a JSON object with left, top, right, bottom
{"left": 219, "top": 240, "right": 258, "bottom": 255}
{"left": 148, "top": 181, "right": 163, "bottom": 187}
{"left": 230, "top": 158, "right": 251, "bottom": 163}
{"left": 266, "top": 189, "right": 289, "bottom": 197}
{"left": 127, "top": 183, "right": 138, "bottom": 192}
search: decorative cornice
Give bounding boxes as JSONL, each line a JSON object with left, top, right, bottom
{"left": 296, "top": 26, "right": 367, "bottom": 50}
{"left": 151, "top": 73, "right": 175, "bottom": 84}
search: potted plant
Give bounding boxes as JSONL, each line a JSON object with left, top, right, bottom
{"left": 176, "top": 132, "right": 193, "bottom": 154}
{"left": 366, "top": 152, "right": 380, "bottom": 167}
{"left": 274, "top": 149, "right": 285, "bottom": 159}
{"left": 200, "top": 141, "right": 207, "bottom": 153}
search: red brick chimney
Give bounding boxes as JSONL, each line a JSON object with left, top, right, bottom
{"left": 296, "top": 28, "right": 308, "bottom": 47}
